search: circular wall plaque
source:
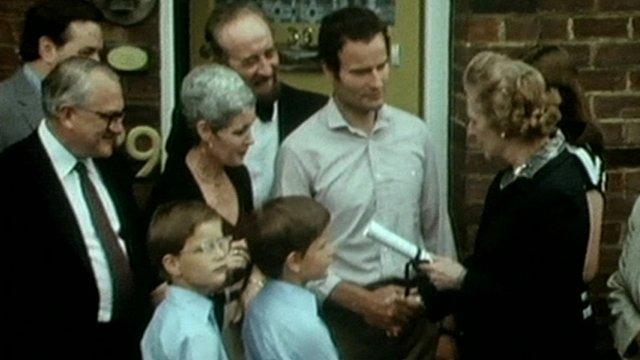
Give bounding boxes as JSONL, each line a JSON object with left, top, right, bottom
{"left": 107, "top": 45, "right": 149, "bottom": 72}
{"left": 93, "top": 0, "right": 157, "bottom": 26}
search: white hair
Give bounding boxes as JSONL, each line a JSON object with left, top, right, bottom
{"left": 180, "top": 64, "right": 255, "bottom": 132}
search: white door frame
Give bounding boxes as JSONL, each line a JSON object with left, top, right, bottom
{"left": 423, "top": 1, "right": 451, "bottom": 204}
{"left": 160, "top": 0, "right": 176, "bottom": 169}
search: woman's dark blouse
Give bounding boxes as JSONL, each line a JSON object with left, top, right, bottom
{"left": 145, "top": 157, "right": 254, "bottom": 228}
{"left": 456, "top": 149, "right": 597, "bottom": 359}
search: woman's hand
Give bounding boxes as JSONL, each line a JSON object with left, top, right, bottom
{"left": 436, "top": 334, "right": 459, "bottom": 360}
{"left": 150, "top": 282, "right": 169, "bottom": 307}
{"left": 227, "top": 239, "right": 250, "bottom": 273}
{"left": 420, "top": 256, "right": 467, "bottom": 291}
{"left": 231, "top": 268, "right": 265, "bottom": 324}
{"left": 436, "top": 315, "right": 460, "bottom": 360}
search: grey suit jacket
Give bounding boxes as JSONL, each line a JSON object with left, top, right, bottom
{"left": 609, "top": 196, "right": 640, "bottom": 359}
{"left": 0, "top": 66, "right": 44, "bottom": 152}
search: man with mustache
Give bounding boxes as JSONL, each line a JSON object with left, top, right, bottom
{"left": 0, "top": 57, "right": 151, "bottom": 359}
{"left": 0, "top": 0, "right": 103, "bottom": 153}
{"left": 276, "top": 7, "right": 456, "bottom": 359}
{"left": 165, "top": 1, "right": 327, "bottom": 208}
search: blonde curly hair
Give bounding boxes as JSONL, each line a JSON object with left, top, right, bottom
{"left": 463, "top": 51, "right": 561, "bottom": 140}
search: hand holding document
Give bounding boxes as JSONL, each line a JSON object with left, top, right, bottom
{"left": 363, "top": 221, "right": 433, "bottom": 263}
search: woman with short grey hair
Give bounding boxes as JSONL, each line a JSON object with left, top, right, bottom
{"left": 145, "top": 64, "right": 257, "bottom": 349}
{"left": 150, "top": 63, "right": 256, "bottom": 226}
{"left": 180, "top": 64, "right": 255, "bottom": 133}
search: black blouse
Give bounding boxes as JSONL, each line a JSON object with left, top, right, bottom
{"left": 145, "top": 157, "right": 254, "bottom": 229}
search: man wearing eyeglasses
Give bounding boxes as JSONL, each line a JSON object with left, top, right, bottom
{"left": 0, "top": 0, "right": 103, "bottom": 153}
{"left": 0, "top": 57, "right": 151, "bottom": 359}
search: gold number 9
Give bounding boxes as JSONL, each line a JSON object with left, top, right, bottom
{"left": 125, "top": 125, "right": 161, "bottom": 178}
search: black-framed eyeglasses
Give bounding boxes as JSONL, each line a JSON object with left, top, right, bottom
{"left": 180, "top": 235, "right": 233, "bottom": 258}
{"left": 76, "top": 106, "right": 125, "bottom": 127}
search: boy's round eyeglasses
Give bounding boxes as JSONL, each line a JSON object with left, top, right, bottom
{"left": 181, "top": 235, "right": 233, "bottom": 257}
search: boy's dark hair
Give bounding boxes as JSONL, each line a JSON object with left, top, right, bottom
{"left": 147, "top": 201, "right": 221, "bottom": 281}
{"left": 245, "top": 196, "right": 330, "bottom": 279}
{"left": 202, "top": 1, "right": 270, "bottom": 63}
{"left": 318, "top": 6, "right": 390, "bottom": 76}
{"left": 19, "top": 0, "right": 103, "bottom": 62}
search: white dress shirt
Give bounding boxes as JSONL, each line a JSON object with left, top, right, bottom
{"left": 276, "top": 99, "right": 456, "bottom": 300}
{"left": 38, "top": 120, "right": 127, "bottom": 322}
{"left": 244, "top": 102, "right": 279, "bottom": 208}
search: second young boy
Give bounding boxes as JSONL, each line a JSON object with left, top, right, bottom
{"left": 242, "top": 196, "right": 339, "bottom": 360}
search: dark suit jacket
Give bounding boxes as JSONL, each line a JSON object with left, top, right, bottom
{"left": 275, "top": 82, "right": 328, "bottom": 142}
{"left": 163, "top": 82, "right": 328, "bottom": 171}
{"left": 0, "top": 132, "right": 152, "bottom": 359}
{"left": 0, "top": 67, "right": 45, "bottom": 152}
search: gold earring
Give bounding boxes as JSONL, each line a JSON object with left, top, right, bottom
{"left": 500, "top": 132, "right": 506, "bottom": 139}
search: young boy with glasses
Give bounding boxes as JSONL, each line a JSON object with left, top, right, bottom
{"left": 242, "top": 196, "right": 339, "bottom": 359}
{"left": 141, "top": 201, "right": 234, "bottom": 359}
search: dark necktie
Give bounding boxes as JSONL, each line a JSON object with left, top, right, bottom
{"left": 256, "top": 101, "right": 274, "bottom": 122}
{"left": 75, "top": 161, "right": 134, "bottom": 321}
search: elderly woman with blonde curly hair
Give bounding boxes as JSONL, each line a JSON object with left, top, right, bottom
{"left": 421, "top": 51, "right": 598, "bottom": 359}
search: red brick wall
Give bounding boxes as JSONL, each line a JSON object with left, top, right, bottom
{"left": 453, "top": 0, "right": 640, "bottom": 356}
{"left": 0, "top": 0, "right": 161, "bottom": 199}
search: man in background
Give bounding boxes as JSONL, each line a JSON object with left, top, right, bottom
{"left": 165, "top": 1, "right": 327, "bottom": 208}
{"left": 0, "top": 0, "right": 103, "bottom": 152}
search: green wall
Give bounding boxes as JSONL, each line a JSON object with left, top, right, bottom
{"left": 190, "top": 1, "right": 423, "bottom": 116}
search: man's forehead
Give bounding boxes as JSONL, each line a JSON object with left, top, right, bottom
{"left": 86, "top": 72, "right": 122, "bottom": 99}
{"left": 66, "top": 20, "right": 102, "bottom": 40}
{"left": 218, "top": 13, "right": 273, "bottom": 56}
{"left": 339, "top": 35, "right": 388, "bottom": 67}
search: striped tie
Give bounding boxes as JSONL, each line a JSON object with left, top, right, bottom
{"left": 75, "top": 161, "right": 134, "bottom": 320}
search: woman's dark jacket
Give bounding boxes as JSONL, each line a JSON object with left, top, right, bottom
{"left": 431, "top": 149, "right": 597, "bottom": 359}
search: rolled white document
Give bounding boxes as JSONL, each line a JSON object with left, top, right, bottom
{"left": 363, "top": 221, "right": 433, "bottom": 263}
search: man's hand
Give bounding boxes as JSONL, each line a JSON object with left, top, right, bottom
{"left": 393, "top": 287, "right": 423, "bottom": 325}
{"left": 329, "top": 282, "right": 422, "bottom": 335}
{"left": 420, "top": 256, "right": 467, "bottom": 291}
{"left": 361, "top": 285, "right": 406, "bottom": 333}
{"left": 363, "top": 285, "right": 423, "bottom": 335}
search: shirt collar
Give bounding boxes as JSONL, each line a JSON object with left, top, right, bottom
{"left": 38, "top": 120, "right": 81, "bottom": 178}
{"left": 23, "top": 63, "right": 44, "bottom": 94}
{"left": 167, "top": 285, "right": 216, "bottom": 322}
{"left": 500, "top": 130, "right": 567, "bottom": 189}
{"left": 326, "top": 97, "right": 390, "bottom": 135}
{"left": 266, "top": 280, "right": 317, "bottom": 311}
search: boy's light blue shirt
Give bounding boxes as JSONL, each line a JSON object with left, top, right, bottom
{"left": 243, "top": 279, "right": 339, "bottom": 360}
{"left": 141, "top": 285, "right": 228, "bottom": 360}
